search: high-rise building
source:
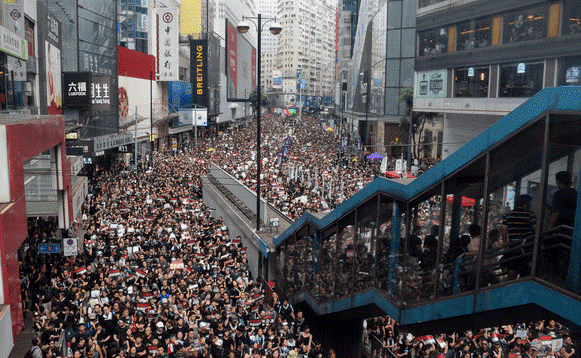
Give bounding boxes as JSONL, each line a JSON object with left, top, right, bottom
{"left": 277, "top": 0, "right": 338, "bottom": 101}
{"left": 257, "top": 0, "right": 278, "bottom": 54}
{"left": 119, "top": 0, "right": 150, "bottom": 53}
{"left": 335, "top": 0, "right": 420, "bottom": 155}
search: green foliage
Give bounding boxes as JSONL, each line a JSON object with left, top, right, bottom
{"left": 249, "top": 91, "right": 270, "bottom": 106}
{"left": 398, "top": 87, "right": 442, "bottom": 157}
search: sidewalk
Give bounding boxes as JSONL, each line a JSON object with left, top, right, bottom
{"left": 8, "top": 312, "right": 35, "bottom": 358}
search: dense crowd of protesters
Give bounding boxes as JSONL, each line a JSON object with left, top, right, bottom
{"left": 363, "top": 316, "right": 578, "bottom": 358}
{"left": 19, "top": 144, "right": 334, "bottom": 358}
{"left": 21, "top": 112, "right": 573, "bottom": 358}
{"left": 208, "top": 115, "right": 438, "bottom": 220}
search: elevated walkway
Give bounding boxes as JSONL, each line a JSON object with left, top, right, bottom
{"left": 273, "top": 87, "right": 581, "bottom": 334}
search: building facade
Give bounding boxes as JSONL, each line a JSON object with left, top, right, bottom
{"left": 277, "top": 0, "right": 337, "bottom": 103}
{"left": 335, "top": 0, "right": 421, "bottom": 156}
{"left": 414, "top": 0, "right": 581, "bottom": 158}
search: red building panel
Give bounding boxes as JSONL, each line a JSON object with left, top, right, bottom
{"left": 0, "top": 115, "right": 70, "bottom": 339}
{"left": 118, "top": 46, "right": 156, "bottom": 80}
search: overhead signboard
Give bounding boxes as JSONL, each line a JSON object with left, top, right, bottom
{"left": 156, "top": 8, "right": 179, "bottom": 81}
{"left": 93, "top": 133, "right": 134, "bottom": 152}
{"left": 38, "top": 244, "right": 61, "bottom": 254}
{"left": 0, "top": 24, "right": 27, "bottom": 61}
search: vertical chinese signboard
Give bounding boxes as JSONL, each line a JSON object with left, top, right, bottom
{"left": 156, "top": 8, "right": 179, "bottom": 81}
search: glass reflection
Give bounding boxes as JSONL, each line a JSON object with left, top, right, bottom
{"left": 319, "top": 228, "right": 338, "bottom": 302}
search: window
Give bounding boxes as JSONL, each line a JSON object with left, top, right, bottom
{"left": 419, "top": 0, "right": 446, "bottom": 8}
{"left": 503, "top": 5, "right": 549, "bottom": 44}
{"left": 564, "top": 1, "right": 581, "bottom": 35}
{"left": 454, "top": 67, "right": 489, "bottom": 98}
{"left": 499, "top": 62, "right": 544, "bottom": 97}
{"left": 559, "top": 56, "right": 581, "bottom": 86}
{"left": 419, "top": 28, "right": 448, "bottom": 56}
{"left": 457, "top": 17, "right": 491, "bottom": 51}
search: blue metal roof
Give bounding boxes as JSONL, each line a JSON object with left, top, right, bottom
{"left": 293, "top": 281, "right": 581, "bottom": 329}
{"left": 274, "top": 87, "right": 581, "bottom": 247}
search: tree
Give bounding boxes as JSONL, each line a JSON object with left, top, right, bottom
{"left": 398, "top": 87, "right": 441, "bottom": 159}
{"left": 248, "top": 91, "right": 270, "bottom": 107}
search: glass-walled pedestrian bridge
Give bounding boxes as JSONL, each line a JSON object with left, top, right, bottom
{"left": 274, "top": 87, "right": 581, "bottom": 334}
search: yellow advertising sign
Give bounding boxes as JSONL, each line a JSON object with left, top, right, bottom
{"left": 180, "top": 0, "right": 201, "bottom": 36}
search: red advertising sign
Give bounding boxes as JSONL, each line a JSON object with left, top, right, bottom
{"left": 227, "top": 23, "right": 238, "bottom": 90}
{"left": 251, "top": 46, "right": 257, "bottom": 90}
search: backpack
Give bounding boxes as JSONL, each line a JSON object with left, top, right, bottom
{"left": 24, "top": 347, "right": 37, "bottom": 358}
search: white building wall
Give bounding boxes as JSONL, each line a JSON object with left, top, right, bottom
{"left": 442, "top": 113, "right": 501, "bottom": 159}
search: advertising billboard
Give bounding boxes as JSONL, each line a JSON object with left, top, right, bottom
{"left": 37, "top": 2, "right": 62, "bottom": 115}
{"left": 190, "top": 39, "right": 208, "bottom": 108}
{"left": 180, "top": 0, "right": 201, "bottom": 36}
{"left": 226, "top": 19, "right": 256, "bottom": 100}
{"left": 156, "top": 8, "right": 179, "bottom": 81}
{"left": 227, "top": 22, "right": 237, "bottom": 97}
{"left": 63, "top": 72, "right": 91, "bottom": 107}
{"left": 416, "top": 69, "right": 447, "bottom": 98}
{"left": 178, "top": 108, "right": 207, "bottom": 127}
{"left": 273, "top": 70, "right": 282, "bottom": 89}
{"left": 168, "top": 81, "right": 193, "bottom": 113}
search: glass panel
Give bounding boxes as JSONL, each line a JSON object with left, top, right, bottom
{"left": 457, "top": 17, "right": 492, "bottom": 51}
{"left": 499, "top": 62, "right": 544, "bottom": 98}
{"left": 503, "top": 4, "right": 549, "bottom": 44}
{"left": 419, "top": 28, "right": 448, "bottom": 57}
{"left": 401, "top": 29, "right": 416, "bottom": 58}
{"left": 536, "top": 115, "right": 581, "bottom": 289}
{"left": 400, "top": 59, "right": 414, "bottom": 87}
{"left": 386, "top": 60, "right": 400, "bottom": 86}
{"left": 385, "top": 88, "right": 400, "bottom": 115}
{"left": 320, "top": 226, "right": 338, "bottom": 302}
{"left": 558, "top": 56, "right": 581, "bottom": 87}
{"left": 454, "top": 67, "right": 489, "bottom": 98}
{"left": 309, "top": 229, "right": 321, "bottom": 301}
{"left": 387, "top": 1, "right": 402, "bottom": 29}
{"left": 294, "top": 225, "right": 312, "bottom": 296}
{"left": 375, "top": 195, "right": 393, "bottom": 294}
{"left": 23, "top": 154, "right": 58, "bottom": 202}
{"left": 354, "top": 196, "right": 378, "bottom": 293}
{"left": 402, "top": 0, "right": 416, "bottom": 28}
{"left": 489, "top": 120, "right": 546, "bottom": 284}
{"left": 565, "top": 1, "right": 581, "bottom": 35}
{"left": 401, "top": 196, "right": 445, "bottom": 304}
{"left": 338, "top": 211, "right": 356, "bottom": 296}
{"left": 386, "top": 30, "right": 401, "bottom": 58}
{"left": 285, "top": 235, "right": 299, "bottom": 296}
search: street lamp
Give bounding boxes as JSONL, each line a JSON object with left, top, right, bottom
{"left": 360, "top": 70, "right": 369, "bottom": 150}
{"left": 237, "top": 14, "right": 282, "bottom": 231}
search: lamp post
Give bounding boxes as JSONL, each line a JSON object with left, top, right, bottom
{"left": 237, "top": 14, "right": 282, "bottom": 231}
{"left": 360, "top": 70, "right": 369, "bottom": 151}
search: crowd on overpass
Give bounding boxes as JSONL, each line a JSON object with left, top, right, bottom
{"left": 364, "top": 316, "right": 578, "bottom": 358}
